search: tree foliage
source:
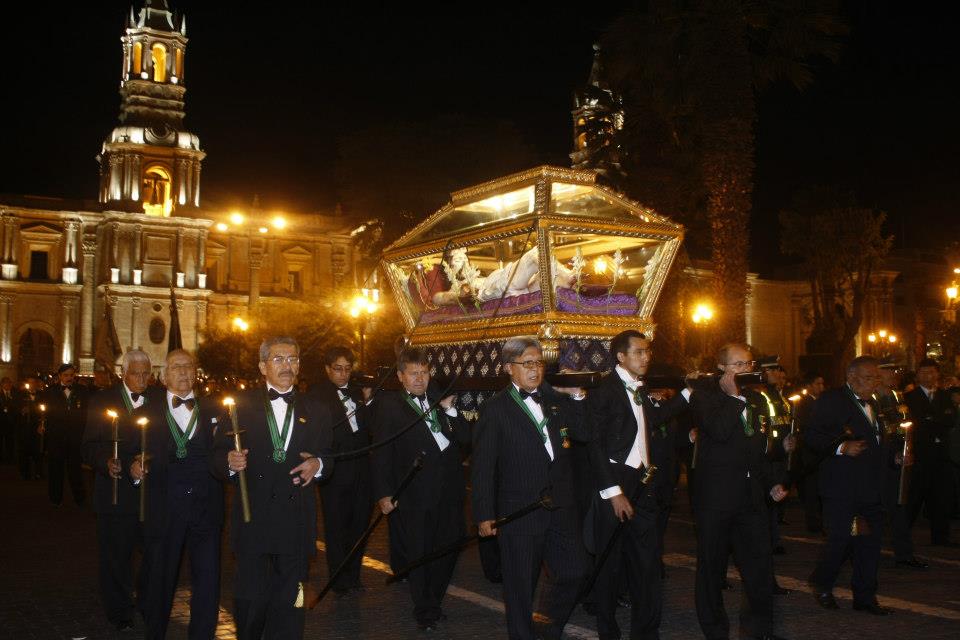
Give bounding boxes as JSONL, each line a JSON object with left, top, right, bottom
{"left": 779, "top": 187, "right": 893, "bottom": 380}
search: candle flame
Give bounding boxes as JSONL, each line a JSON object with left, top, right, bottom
{"left": 136, "top": 417, "right": 148, "bottom": 427}
{"left": 106, "top": 409, "right": 118, "bottom": 418}
{"left": 223, "top": 397, "right": 235, "bottom": 407}
{"left": 788, "top": 394, "right": 802, "bottom": 402}
{"left": 39, "top": 404, "right": 46, "bottom": 412}
{"left": 900, "top": 421, "right": 912, "bottom": 429}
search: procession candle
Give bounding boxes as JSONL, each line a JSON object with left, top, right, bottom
{"left": 786, "top": 395, "right": 802, "bottom": 472}
{"left": 38, "top": 404, "right": 46, "bottom": 453}
{"left": 898, "top": 422, "right": 912, "bottom": 505}
{"left": 137, "top": 417, "right": 148, "bottom": 523}
{"left": 106, "top": 409, "right": 119, "bottom": 505}
{"left": 223, "top": 398, "right": 252, "bottom": 523}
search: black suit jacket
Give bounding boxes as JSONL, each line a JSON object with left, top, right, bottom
{"left": 806, "top": 386, "right": 887, "bottom": 505}
{"left": 211, "top": 388, "right": 333, "bottom": 555}
{"left": 370, "top": 389, "right": 470, "bottom": 509}
{"left": 82, "top": 384, "right": 160, "bottom": 515}
{"left": 586, "top": 371, "right": 688, "bottom": 504}
{"left": 905, "top": 387, "right": 955, "bottom": 465}
{"left": 471, "top": 384, "right": 585, "bottom": 536}
{"left": 123, "top": 392, "right": 223, "bottom": 534}
{"left": 311, "top": 380, "right": 370, "bottom": 486}
{"left": 690, "top": 382, "right": 779, "bottom": 512}
{"left": 0, "top": 388, "right": 18, "bottom": 428}
{"left": 41, "top": 384, "right": 89, "bottom": 456}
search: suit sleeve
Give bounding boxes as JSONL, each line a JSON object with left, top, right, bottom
{"left": 81, "top": 393, "right": 112, "bottom": 477}
{"left": 471, "top": 402, "right": 500, "bottom": 524}
{"left": 694, "top": 387, "right": 746, "bottom": 442}
{"left": 369, "top": 395, "right": 397, "bottom": 501}
{"left": 585, "top": 388, "right": 618, "bottom": 494}
{"left": 804, "top": 393, "right": 844, "bottom": 455}
{"left": 210, "top": 404, "right": 236, "bottom": 482}
{"left": 311, "top": 399, "right": 334, "bottom": 482}
{"left": 643, "top": 391, "right": 690, "bottom": 428}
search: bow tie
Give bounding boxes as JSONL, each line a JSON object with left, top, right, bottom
{"left": 268, "top": 388, "right": 295, "bottom": 404}
{"left": 409, "top": 393, "right": 427, "bottom": 403}
{"left": 172, "top": 396, "right": 195, "bottom": 411}
{"left": 519, "top": 388, "right": 542, "bottom": 405}
{"left": 130, "top": 392, "right": 141, "bottom": 402}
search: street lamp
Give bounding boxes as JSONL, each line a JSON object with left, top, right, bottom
{"left": 348, "top": 290, "right": 379, "bottom": 371}
{"left": 691, "top": 302, "right": 714, "bottom": 361}
{"left": 866, "top": 328, "right": 897, "bottom": 355}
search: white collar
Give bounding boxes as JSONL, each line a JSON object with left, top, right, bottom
{"left": 615, "top": 365, "right": 640, "bottom": 386}
{"left": 167, "top": 389, "right": 195, "bottom": 402}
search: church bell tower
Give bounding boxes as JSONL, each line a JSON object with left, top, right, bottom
{"left": 98, "top": 0, "right": 204, "bottom": 216}
{"left": 570, "top": 44, "right": 625, "bottom": 189}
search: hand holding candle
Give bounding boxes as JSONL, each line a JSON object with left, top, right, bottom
{"left": 223, "top": 397, "right": 252, "bottom": 523}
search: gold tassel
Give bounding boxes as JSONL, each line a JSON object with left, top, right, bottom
{"left": 294, "top": 581, "right": 304, "bottom": 608}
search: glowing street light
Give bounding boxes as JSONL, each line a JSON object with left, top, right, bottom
{"left": 232, "top": 317, "right": 249, "bottom": 332}
{"left": 229, "top": 212, "right": 245, "bottom": 225}
{"left": 271, "top": 216, "right": 287, "bottom": 230}
{"left": 691, "top": 303, "right": 714, "bottom": 325}
{"left": 215, "top": 222, "right": 229, "bottom": 232}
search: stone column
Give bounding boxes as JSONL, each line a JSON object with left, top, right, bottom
{"left": 0, "top": 294, "right": 13, "bottom": 363}
{"left": 195, "top": 299, "right": 207, "bottom": 350}
{"left": 77, "top": 240, "right": 97, "bottom": 374}
{"left": 61, "top": 296, "right": 78, "bottom": 365}
{"left": 248, "top": 251, "right": 263, "bottom": 311}
{"left": 130, "top": 297, "right": 142, "bottom": 350}
{"left": 197, "top": 229, "right": 207, "bottom": 287}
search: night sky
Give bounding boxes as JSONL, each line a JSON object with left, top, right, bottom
{"left": 1, "top": 1, "right": 957, "bottom": 273}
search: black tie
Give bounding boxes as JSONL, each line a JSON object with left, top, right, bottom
{"left": 131, "top": 392, "right": 141, "bottom": 402}
{"left": 172, "top": 396, "right": 195, "bottom": 411}
{"left": 409, "top": 393, "right": 427, "bottom": 403}
{"left": 519, "top": 389, "right": 542, "bottom": 405}
{"left": 268, "top": 388, "right": 295, "bottom": 404}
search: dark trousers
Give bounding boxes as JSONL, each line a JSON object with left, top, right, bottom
{"left": 96, "top": 513, "right": 141, "bottom": 624}
{"left": 388, "top": 510, "right": 406, "bottom": 575}
{"left": 399, "top": 502, "right": 462, "bottom": 624}
{"left": 234, "top": 552, "right": 307, "bottom": 640}
{"left": 800, "top": 468, "right": 822, "bottom": 531}
{"left": 17, "top": 429, "right": 41, "bottom": 479}
{"left": 140, "top": 516, "right": 221, "bottom": 639}
{"left": 882, "top": 468, "right": 914, "bottom": 561}
{"left": 478, "top": 535, "right": 503, "bottom": 583}
{"left": 320, "top": 478, "right": 371, "bottom": 591}
{"left": 811, "top": 499, "right": 882, "bottom": 605}
{"left": 0, "top": 420, "right": 15, "bottom": 463}
{"left": 906, "top": 460, "right": 955, "bottom": 544}
{"left": 498, "top": 509, "right": 589, "bottom": 640}
{"left": 594, "top": 500, "right": 661, "bottom": 640}
{"left": 48, "top": 447, "right": 85, "bottom": 505}
{"left": 695, "top": 505, "right": 773, "bottom": 639}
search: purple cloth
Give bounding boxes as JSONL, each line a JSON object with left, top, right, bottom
{"left": 555, "top": 287, "right": 638, "bottom": 315}
{"left": 417, "top": 288, "right": 638, "bottom": 325}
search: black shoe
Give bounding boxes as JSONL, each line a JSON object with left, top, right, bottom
{"left": 815, "top": 592, "right": 839, "bottom": 609}
{"left": 853, "top": 601, "right": 894, "bottom": 615}
{"left": 772, "top": 584, "right": 793, "bottom": 595}
{"left": 417, "top": 620, "right": 436, "bottom": 631}
{"left": 721, "top": 579, "right": 733, "bottom": 590}
{"left": 772, "top": 545, "right": 787, "bottom": 555}
{"left": 115, "top": 620, "right": 134, "bottom": 631}
{"left": 616, "top": 594, "right": 631, "bottom": 608}
{"left": 895, "top": 558, "right": 929, "bottom": 570}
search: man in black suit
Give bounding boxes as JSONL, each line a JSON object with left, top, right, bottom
{"left": 794, "top": 372, "right": 825, "bottom": 533}
{"left": 692, "top": 343, "right": 789, "bottom": 640}
{"left": 807, "top": 355, "right": 893, "bottom": 615}
{"left": 0, "top": 377, "right": 17, "bottom": 463}
{"left": 42, "top": 363, "right": 88, "bottom": 506}
{"left": 17, "top": 376, "right": 44, "bottom": 480}
{"left": 371, "top": 347, "right": 470, "bottom": 631}
{"left": 585, "top": 330, "right": 692, "bottom": 639}
{"left": 312, "top": 346, "right": 372, "bottom": 596}
{"left": 213, "top": 336, "right": 333, "bottom": 640}
{"left": 473, "top": 336, "right": 589, "bottom": 640}
{"left": 82, "top": 350, "right": 154, "bottom": 631}
{"left": 904, "top": 358, "right": 958, "bottom": 546}
{"left": 128, "top": 349, "right": 223, "bottom": 639}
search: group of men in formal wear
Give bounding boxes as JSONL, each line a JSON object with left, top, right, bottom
{"left": 11, "top": 327, "right": 958, "bottom": 640}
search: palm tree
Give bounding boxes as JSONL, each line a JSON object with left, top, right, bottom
{"left": 602, "top": 0, "right": 846, "bottom": 344}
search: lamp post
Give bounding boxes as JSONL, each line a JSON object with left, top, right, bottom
{"left": 866, "top": 328, "right": 897, "bottom": 357}
{"left": 691, "top": 302, "right": 714, "bottom": 363}
{"left": 348, "top": 289, "right": 379, "bottom": 371}
{"left": 231, "top": 316, "right": 249, "bottom": 382}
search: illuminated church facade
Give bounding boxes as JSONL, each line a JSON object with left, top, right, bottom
{"left": 0, "top": 0, "right": 361, "bottom": 380}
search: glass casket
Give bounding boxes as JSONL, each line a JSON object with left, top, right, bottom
{"left": 381, "top": 166, "right": 684, "bottom": 359}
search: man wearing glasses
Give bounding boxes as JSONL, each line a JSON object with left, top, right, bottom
{"left": 473, "top": 336, "right": 588, "bottom": 640}
{"left": 312, "top": 346, "right": 373, "bottom": 596}
{"left": 692, "top": 343, "right": 788, "bottom": 640}
{"left": 807, "top": 356, "right": 893, "bottom": 615}
{"left": 214, "top": 337, "right": 333, "bottom": 639}
{"left": 585, "top": 330, "right": 693, "bottom": 640}
{"left": 82, "top": 349, "right": 155, "bottom": 631}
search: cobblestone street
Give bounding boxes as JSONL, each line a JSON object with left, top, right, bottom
{"left": 1, "top": 463, "right": 958, "bottom": 639}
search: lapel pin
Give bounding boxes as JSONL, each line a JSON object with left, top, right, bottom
{"left": 298, "top": 417, "right": 307, "bottom": 424}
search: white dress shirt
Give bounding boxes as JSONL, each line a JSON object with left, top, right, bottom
{"left": 167, "top": 391, "right": 198, "bottom": 438}
{"left": 338, "top": 387, "right": 359, "bottom": 433}
{"left": 123, "top": 383, "right": 145, "bottom": 411}
{"left": 410, "top": 394, "right": 459, "bottom": 452}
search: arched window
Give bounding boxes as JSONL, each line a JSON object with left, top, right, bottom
{"left": 152, "top": 44, "right": 167, "bottom": 83}
{"left": 175, "top": 48, "right": 184, "bottom": 78}
{"left": 142, "top": 165, "right": 173, "bottom": 217}
{"left": 132, "top": 42, "right": 143, "bottom": 75}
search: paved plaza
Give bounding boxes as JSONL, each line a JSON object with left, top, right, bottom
{"left": 1, "top": 464, "right": 958, "bottom": 639}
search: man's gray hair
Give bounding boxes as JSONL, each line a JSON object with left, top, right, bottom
{"left": 501, "top": 336, "right": 541, "bottom": 365}
{"left": 121, "top": 349, "right": 151, "bottom": 373}
{"left": 846, "top": 355, "right": 878, "bottom": 376}
{"left": 259, "top": 336, "right": 299, "bottom": 362}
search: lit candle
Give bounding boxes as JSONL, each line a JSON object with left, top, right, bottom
{"left": 137, "top": 417, "right": 149, "bottom": 522}
{"left": 223, "top": 397, "right": 251, "bottom": 523}
{"left": 107, "top": 409, "right": 119, "bottom": 506}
